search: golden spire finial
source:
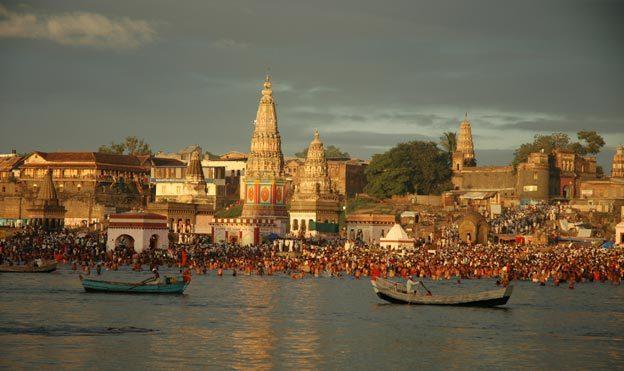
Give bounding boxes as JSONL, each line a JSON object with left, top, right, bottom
{"left": 314, "top": 128, "right": 319, "bottom": 139}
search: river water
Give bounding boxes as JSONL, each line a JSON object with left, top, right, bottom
{"left": 1, "top": 266, "right": 622, "bottom": 370}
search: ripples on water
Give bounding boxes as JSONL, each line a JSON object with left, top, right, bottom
{"left": 0, "top": 266, "right": 622, "bottom": 369}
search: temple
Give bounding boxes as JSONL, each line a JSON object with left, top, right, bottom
{"left": 241, "top": 74, "right": 288, "bottom": 220}
{"left": 289, "top": 129, "right": 341, "bottom": 237}
{"left": 27, "top": 169, "right": 66, "bottom": 231}
{"left": 212, "top": 75, "right": 289, "bottom": 244}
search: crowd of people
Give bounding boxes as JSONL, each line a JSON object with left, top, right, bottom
{"left": 1, "top": 220, "right": 622, "bottom": 287}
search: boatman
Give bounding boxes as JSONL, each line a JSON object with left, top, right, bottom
{"left": 406, "top": 276, "right": 417, "bottom": 294}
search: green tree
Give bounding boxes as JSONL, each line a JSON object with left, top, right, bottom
{"left": 99, "top": 136, "right": 152, "bottom": 156}
{"left": 576, "top": 130, "right": 605, "bottom": 155}
{"left": 295, "top": 145, "right": 350, "bottom": 159}
{"left": 511, "top": 131, "right": 605, "bottom": 169}
{"left": 439, "top": 131, "right": 457, "bottom": 155}
{"left": 364, "top": 141, "right": 451, "bottom": 198}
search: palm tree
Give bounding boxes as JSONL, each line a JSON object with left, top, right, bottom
{"left": 439, "top": 132, "right": 457, "bottom": 155}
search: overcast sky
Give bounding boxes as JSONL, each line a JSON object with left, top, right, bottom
{"left": 1, "top": 0, "right": 622, "bottom": 169}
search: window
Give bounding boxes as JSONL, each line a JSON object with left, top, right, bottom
{"left": 292, "top": 219, "right": 299, "bottom": 231}
{"left": 533, "top": 172, "right": 538, "bottom": 180}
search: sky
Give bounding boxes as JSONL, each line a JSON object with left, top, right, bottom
{"left": 1, "top": 0, "right": 623, "bottom": 170}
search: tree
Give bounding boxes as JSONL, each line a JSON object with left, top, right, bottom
{"left": 511, "top": 131, "right": 605, "bottom": 169}
{"left": 364, "top": 141, "right": 452, "bottom": 199}
{"left": 295, "top": 145, "right": 350, "bottom": 159}
{"left": 439, "top": 131, "right": 457, "bottom": 155}
{"left": 99, "top": 136, "right": 152, "bottom": 156}
{"left": 576, "top": 130, "right": 605, "bottom": 155}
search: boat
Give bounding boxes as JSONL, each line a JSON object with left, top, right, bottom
{"left": 371, "top": 277, "right": 513, "bottom": 307}
{"left": 0, "top": 261, "right": 57, "bottom": 273}
{"left": 79, "top": 275, "right": 190, "bottom": 294}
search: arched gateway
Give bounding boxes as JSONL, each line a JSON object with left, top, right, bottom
{"left": 106, "top": 212, "right": 169, "bottom": 252}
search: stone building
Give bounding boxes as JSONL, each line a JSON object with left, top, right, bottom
{"left": 516, "top": 151, "right": 551, "bottom": 201}
{"left": 450, "top": 115, "right": 600, "bottom": 204}
{"left": 452, "top": 113, "right": 476, "bottom": 176}
{"left": 286, "top": 157, "right": 368, "bottom": 198}
{"left": 27, "top": 169, "right": 66, "bottom": 231}
{"left": 458, "top": 211, "right": 489, "bottom": 245}
{"left": 611, "top": 145, "right": 624, "bottom": 179}
{"left": 289, "top": 129, "right": 341, "bottom": 238}
{"left": 212, "top": 75, "right": 289, "bottom": 245}
{"left": 0, "top": 151, "right": 149, "bottom": 228}
{"left": 345, "top": 213, "right": 395, "bottom": 244}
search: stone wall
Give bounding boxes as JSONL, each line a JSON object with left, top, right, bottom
{"left": 458, "top": 166, "right": 516, "bottom": 191}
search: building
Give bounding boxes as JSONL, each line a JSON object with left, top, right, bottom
{"left": 450, "top": 115, "right": 600, "bottom": 204}
{"left": 616, "top": 206, "right": 624, "bottom": 246}
{"left": 289, "top": 129, "right": 341, "bottom": 238}
{"left": 147, "top": 148, "right": 222, "bottom": 239}
{"left": 286, "top": 157, "right": 368, "bottom": 198}
{"left": 379, "top": 223, "right": 414, "bottom": 251}
{"left": 345, "top": 213, "right": 395, "bottom": 244}
{"left": 240, "top": 75, "right": 288, "bottom": 220}
{"left": 106, "top": 212, "right": 169, "bottom": 252}
{"left": 26, "top": 169, "right": 66, "bottom": 231}
{"left": 203, "top": 151, "right": 247, "bottom": 201}
{"left": 154, "top": 144, "right": 201, "bottom": 163}
{"left": 0, "top": 151, "right": 149, "bottom": 228}
{"left": 612, "top": 145, "right": 624, "bottom": 179}
{"left": 150, "top": 148, "right": 224, "bottom": 207}
{"left": 458, "top": 211, "right": 489, "bottom": 245}
{"left": 212, "top": 75, "right": 289, "bottom": 245}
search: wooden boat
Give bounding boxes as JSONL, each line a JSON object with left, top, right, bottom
{"left": 0, "top": 261, "right": 57, "bottom": 273}
{"left": 371, "top": 277, "right": 513, "bottom": 307}
{"left": 79, "top": 275, "right": 189, "bottom": 294}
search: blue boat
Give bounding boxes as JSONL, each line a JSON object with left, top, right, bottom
{"left": 79, "top": 275, "right": 189, "bottom": 294}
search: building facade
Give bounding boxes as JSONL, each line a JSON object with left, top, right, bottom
{"left": 289, "top": 130, "right": 341, "bottom": 238}
{"left": 0, "top": 151, "right": 149, "bottom": 227}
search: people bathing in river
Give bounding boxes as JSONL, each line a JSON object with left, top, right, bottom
{"left": 0, "top": 224, "right": 622, "bottom": 287}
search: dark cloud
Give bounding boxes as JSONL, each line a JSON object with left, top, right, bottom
{"left": 0, "top": 0, "right": 622, "bottom": 172}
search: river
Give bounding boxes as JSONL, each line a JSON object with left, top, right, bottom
{"left": 1, "top": 266, "right": 622, "bottom": 369}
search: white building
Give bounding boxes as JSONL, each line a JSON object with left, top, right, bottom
{"left": 379, "top": 223, "right": 414, "bottom": 251}
{"left": 106, "top": 212, "right": 169, "bottom": 252}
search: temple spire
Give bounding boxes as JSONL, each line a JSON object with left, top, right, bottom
{"left": 185, "top": 148, "right": 205, "bottom": 182}
{"left": 457, "top": 113, "right": 475, "bottom": 163}
{"left": 39, "top": 169, "right": 58, "bottom": 201}
{"left": 246, "top": 74, "right": 284, "bottom": 179}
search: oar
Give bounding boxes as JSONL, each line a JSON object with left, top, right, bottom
{"left": 419, "top": 281, "right": 433, "bottom": 296}
{"left": 128, "top": 276, "right": 157, "bottom": 290}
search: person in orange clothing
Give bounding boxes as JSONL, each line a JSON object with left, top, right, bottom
{"left": 183, "top": 268, "right": 192, "bottom": 284}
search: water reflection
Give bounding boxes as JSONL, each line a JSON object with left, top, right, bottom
{"left": 0, "top": 267, "right": 622, "bottom": 369}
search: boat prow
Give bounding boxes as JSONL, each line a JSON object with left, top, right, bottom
{"left": 371, "top": 278, "right": 513, "bottom": 307}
